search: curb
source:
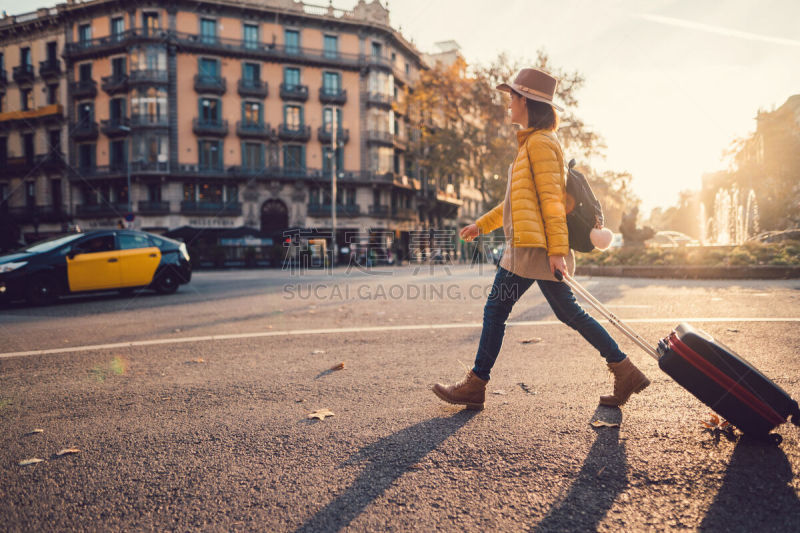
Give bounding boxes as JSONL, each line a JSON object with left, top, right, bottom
{"left": 575, "top": 265, "right": 800, "bottom": 279}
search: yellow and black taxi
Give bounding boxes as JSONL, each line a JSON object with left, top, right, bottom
{"left": 0, "top": 229, "right": 191, "bottom": 305}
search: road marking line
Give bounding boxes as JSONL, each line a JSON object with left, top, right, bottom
{"left": 2, "top": 317, "right": 799, "bottom": 360}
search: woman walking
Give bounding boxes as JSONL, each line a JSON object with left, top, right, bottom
{"left": 432, "top": 68, "right": 650, "bottom": 410}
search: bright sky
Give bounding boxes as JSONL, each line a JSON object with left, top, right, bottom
{"left": 5, "top": 0, "right": 799, "bottom": 214}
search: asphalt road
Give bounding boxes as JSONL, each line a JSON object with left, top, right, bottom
{"left": 1, "top": 264, "right": 799, "bottom": 531}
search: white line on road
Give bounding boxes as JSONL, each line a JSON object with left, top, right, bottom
{"left": 2, "top": 317, "right": 799, "bottom": 360}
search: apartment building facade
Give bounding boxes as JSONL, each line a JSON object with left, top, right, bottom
{"left": 0, "top": 0, "right": 480, "bottom": 259}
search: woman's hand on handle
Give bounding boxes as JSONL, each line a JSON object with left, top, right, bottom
{"left": 549, "top": 255, "right": 567, "bottom": 278}
{"left": 460, "top": 224, "right": 480, "bottom": 242}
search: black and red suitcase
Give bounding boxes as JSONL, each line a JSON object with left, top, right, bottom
{"left": 555, "top": 270, "right": 800, "bottom": 444}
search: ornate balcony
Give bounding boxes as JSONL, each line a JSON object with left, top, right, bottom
{"left": 368, "top": 204, "right": 390, "bottom": 217}
{"left": 392, "top": 206, "right": 417, "bottom": 220}
{"left": 366, "top": 92, "right": 392, "bottom": 108}
{"left": 180, "top": 201, "right": 242, "bottom": 216}
{"left": 317, "top": 126, "right": 350, "bottom": 145}
{"left": 71, "top": 79, "right": 98, "bottom": 99}
{"left": 279, "top": 83, "right": 309, "bottom": 102}
{"left": 129, "top": 69, "right": 168, "bottom": 85}
{"left": 237, "top": 79, "right": 269, "bottom": 98}
{"left": 7, "top": 205, "right": 70, "bottom": 223}
{"left": 319, "top": 87, "right": 347, "bottom": 105}
{"left": 13, "top": 64, "right": 35, "bottom": 84}
{"left": 130, "top": 114, "right": 169, "bottom": 128}
{"left": 365, "top": 130, "right": 394, "bottom": 146}
{"left": 236, "top": 121, "right": 274, "bottom": 139}
{"left": 192, "top": 118, "right": 229, "bottom": 137}
{"left": 39, "top": 59, "right": 62, "bottom": 79}
{"left": 137, "top": 201, "right": 171, "bottom": 215}
{"left": 72, "top": 120, "right": 99, "bottom": 140}
{"left": 101, "top": 118, "right": 130, "bottom": 137}
{"left": 194, "top": 74, "right": 226, "bottom": 95}
{"left": 278, "top": 123, "right": 311, "bottom": 142}
{"left": 76, "top": 203, "right": 130, "bottom": 218}
{"left": 307, "top": 203, "right": 361, "bottom": 217}
{"left": 101, "top": 74, "right": 129, "bottom": 94}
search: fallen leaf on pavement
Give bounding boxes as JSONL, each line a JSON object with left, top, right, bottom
{"left": 307, "top": 409, "right": 335, "bottom": 420}
{"left": 519, "top": 337, "right": 543, "bottom": 344}
{"left": 55, "top": 448, "right": 81, "bottom": 456}
{"left": 329, "top": 362, "right": 345, "bottom": 371}
{"left": 492, "top": 390, "right": 507, "bottom": 395}
{"left": 726, "top": 328, "right": 740, "bottom": 333}
{"left": 591, "top": 420, "right": 620, "bottom": 428}
{"left": 19, "top": 458, "right": 44, "bottom": 466}
{"left": 187, "top": 358, "right": 205, "bottom": 364}
{"left": 24, "top": 429, "right": 44, "bottom": 436}
{"left": 517, "top": 383, "right": 536, "bottom": 395}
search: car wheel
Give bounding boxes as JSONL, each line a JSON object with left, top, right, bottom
{"left": 154, "top": 268, "right": 179, "bottom": 295}
{"left": 26, "top": 274, "right": 60, "bottom": 306}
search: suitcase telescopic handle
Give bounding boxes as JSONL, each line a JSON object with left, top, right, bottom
{"left": 554, "top": 269, "right": 661, "bottom": 361}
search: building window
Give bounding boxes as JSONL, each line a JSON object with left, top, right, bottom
{"left": 111, "top": 16, "right": 125, "bottom": 40}
{"left": 284, "top": 67, "right": 300, "bottom": 89}
{"left": 243, "top": 62, "right": 260, "bottom": 82}
{"left": 21, "top": 88, "right": 33, "bottom": 111}
{"left": 132, "top": 45, "right": 165, "bottom": 71}
{"left": 226, "top": 185, "right": 238, "bottom": 204}
{"left": 371, "top": 42, "right": 382, "bottom": 58}
{"left": 0, "top": 182, "right": 8, "bottom": 205}
{"left": 368, "top": 70, "right": 393, "bottom": 96}
{"left": 47, "top": 84, "right": 59, "bottom": 105}
{"left": 78, "top": 143, "right": 95, "bottom": 170}
{"left": 405, "top": 62, "right": 410, "bottom": 76}
{"left": 242, "top": 142, "right": 264, "bottom": 169}
{"left": 79, "top": 62, "right": 92, "bottom": 81}
{"left": 198, "top": 140, "right": 221, "bottom": 170}
{"left": 285, "top": 29, "right": 300, "bottom": 55}
{"left": 284, "top": 105, "right": 302, "bottom": 128}
{"left": 23, "top": 133, "right": 34, "bottom": 164}
{"left": 148, "top": 183, "right": 161, "bottom": 202}
{"left": 283, "top": 145, "right": 305, "bottom": 171}
{"left": 199, "top": 57, "right": 219, "bottom": 79}
{"left": 243, "top": 23, "right": 259, "bottom": 49}
{"left": 49, "top": 130, "right": 61, "bottom": 154}
{"left": 199, "top": 98, "right": 220, "bottom": 123}
{"left": 110, "top": 98, "right": 126, "bottom": 122}
{"left": 322, "top": 107, "right": 342, "bottom": 130}
{"left": 142, "top": 12, "right": 159, "bottom": 35}
{"left": 112, "top": 56, "right": 126, "bottom": 78}
{"left": 243, "top": 102, "right": 262, "bottom": 125}
{"left": 46, "top": 41, "right": 57, "bottom": 63}
{"left": 110, "top": 139, "right": 127, "bottom": 171}
{"left": 322, "top": 72, "right": 341, "bottom": 94}
{"left": 369, "top": 147, "right": 393, "bottom": 174}
{"left": 131, "top": 87, "right": 167, "bottom": 122}
{"left": 322, "top": 146, "right": 343, "bottom": 174}
{"left": 134, "top": 134, "right": 167, "bottom": 167}
{"left": 77, "top": 102, "right": 94, "bottom": 124}
{"left": 201, "top": 18, "right": 217, "bottom": 45}
{"left": 198, "top": 183, "right": 222, "bottom": 203}
{"left": 323, "top": 35, "right": 338, "bottom": 59}
{"left": 0, "top": 137, "right": 7, "bottom": 167}
{"left": 26, "top": 182, "right": 35, "bottom": 208}
{"left": 78, "top": 24, "right": 91, "bottom": 44}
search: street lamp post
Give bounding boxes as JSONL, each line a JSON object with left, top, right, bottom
{"left": 330, "top": 109, "right": 338, "bottom": 268}
{"left": 119, "top": 124, "right": 133, "bottom": 219}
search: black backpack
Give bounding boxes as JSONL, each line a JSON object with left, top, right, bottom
{"left": 565, "top": 159, "right": 604, "bottom": 253}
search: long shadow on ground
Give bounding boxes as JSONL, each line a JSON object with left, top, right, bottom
{"left": 295, "top": 410, "right": 477, "bottom": 533}
{"left": 700, "top": 435, "right": 800, "bottom": 531}
{"left": 533, "top": 405, "right": 627, "bottom": 532}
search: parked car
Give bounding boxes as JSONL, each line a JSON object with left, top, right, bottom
{"left": 0, "top": 229, "right": 191, "bottom": 305}
{"left": 647, "top": 231, "right": 700, "bottom": 248}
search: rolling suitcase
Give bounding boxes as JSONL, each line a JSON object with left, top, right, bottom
{"left": 555, "top": 270, "right": 800, "bottom": 444}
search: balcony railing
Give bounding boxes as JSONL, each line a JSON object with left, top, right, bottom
{"left": 65, "top": 28, "right": 169, "bottom": 57}
{"left": 7, "top": 205, "right": 70, "bottom": 223}
{"left": 366, "top": 92, "right": 392, "bottom": 107}
{"left": 101, "top": 74, "right": 129, "bottom": 94}
{"left": 365, "top": 130, "right": 394, "bottom": 145}
{"left": 13, "top": 64, "right": 35, "bottom": 84}
{"left": 72, "top": 120, "right": 99, "bottom": 140}
{"left": 130, "top": 114, "right": 169, "bottom": 128}
{"left": 238, "top": 79, "right": 269, "bottom": 98}
{"left": 180, "top": 201, "right": 242, "bottom": 216}
{"left": 392, "top": 206, "right": 417, "bottom": 220}
{"left": 71, "top": 79, "right": 98, "bottom": 99}
{"left": 317, "top": 126, "right": 350, "bottom": 145}
{"left": 307, "top": 203, "right": 361, "bottom": 217}
{"left": 129, "top": 69, "right": 168, "bottom": 85}
{"left": 368, "top": 204, "right": 390, "bottom": 217}
{"left": 6, "top": 156, "right": 36, "bottom": 176}
{"left": 192, "top": 118, "right": 229, "bottom": 137}
{"left": 130, "top": 160, "right": 169, "bottom": 173}
{"left": 39, "top": 59, "right": 61, "bottom": 79}
{"left": 194, "top": 74, "right": 226, "bottom": 95}
{"left": 319, "top": 87, "right": 347, "bottom": 105}
{"left": 76, "top": 203, "right": 130, "bottom": 218}
{"left": 100, "top": 118, "right": 130, "bottom": 137}
{"left": 278, "top": 123, "right": 311, "bottom": 142}
{"left": 137, "top": 200, "right": 171, "bottom": 214}
{"left": 236, "top": 121, "right": 274, "bottom": 139}
{"left": 279, "top": 83, "right": 309, "bottom": 102}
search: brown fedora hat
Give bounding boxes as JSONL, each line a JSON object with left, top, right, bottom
{"left": 497, "top": 68, "right": 564, "bottom": 112}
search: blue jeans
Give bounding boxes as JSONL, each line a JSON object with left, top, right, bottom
{"left": 472, "top": 266, "right": 626, "bottom": 381}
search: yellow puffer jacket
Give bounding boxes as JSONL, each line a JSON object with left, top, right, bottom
{"left": 475, "top": 127, "right": 569, "bottom": 256}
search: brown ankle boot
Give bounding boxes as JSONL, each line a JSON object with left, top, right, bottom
{"left": 432, "top": 370, "right": 488, "bottom": 410}
{"left": 599, "top": 358, "right": 650, "bottom": 407}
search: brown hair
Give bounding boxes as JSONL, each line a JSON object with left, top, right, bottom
{"left": 526, "top": 98, "right": 559, "bottom": 131}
